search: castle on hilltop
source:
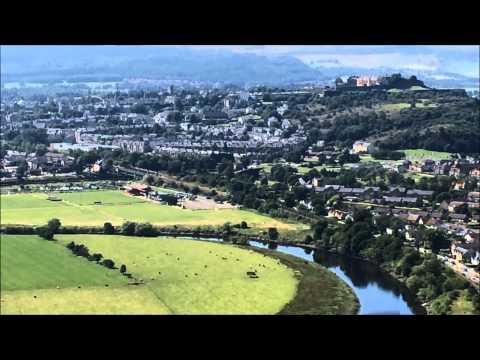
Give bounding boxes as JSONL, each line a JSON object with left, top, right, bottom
{"left": 335, "top": 73, "right": 426, "bottom": 91}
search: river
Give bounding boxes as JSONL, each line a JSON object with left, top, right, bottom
{"left": 248, "top": 241, "right": 425, "bottom": 315}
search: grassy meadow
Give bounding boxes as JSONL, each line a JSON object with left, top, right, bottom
{"left": 0, "top": 234, "right": 127, "bottom": 291}
{"left": 1, "top": 190, "right": 299, "bottom": 230}
{"left": 1, "top": 234, "right": 298, "bottom": 314}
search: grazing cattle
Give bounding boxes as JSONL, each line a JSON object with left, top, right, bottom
{"left": 246, "top": 271, "right": 256, "bottom": 276}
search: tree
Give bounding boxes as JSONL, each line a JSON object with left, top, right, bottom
{"left": 121, "top": 221, "right": 136, "bottom": 236}
{"left": 36, "top": 226, "right": 54, "bottom": 240}
{"left": 312, "top": 219, "right": 328, "bottom": 240}
{"left": 101, "top": 259, "right": 115, "bottom": 269}
{"left": 304, "top": 235, "right": 314, "bottom": 244}
{"left": 90, "top": 253, "right": 103, "bottom": 262}
{"left": 103, "top": 222, "right": 115, "bottom": 235}
{"left": 16, "top": 162, "right": 27, "bottom": 179}
{"left": 120, "top": 264, "right": 127, "bottom": 274}
{"left": 134, "top": 223, "right": 157, "bottom": 237}
{"left": 143, "top": 174, "right": 155, "bottom": 185}
{"left": 424, "top": 229, "right": 449, "bottom": 254}
{"left": 47, "top": 218, "right": 61, "bottom": 233}
{"left": 240, "top": 221, "right": 248, "bottom": 229}
{"left": 267, "top": 227, "right": 279, "bottom": 241}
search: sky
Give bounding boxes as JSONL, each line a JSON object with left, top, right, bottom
{"left": 190, "top": 45, "right": 480, "bottom": 78}
{"left": 2, "top": 45, "right": 478, "bottom": 80}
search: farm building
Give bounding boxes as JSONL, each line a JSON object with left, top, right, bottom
{"left": 125, "top": 183, "right": 152, "bottom": 197}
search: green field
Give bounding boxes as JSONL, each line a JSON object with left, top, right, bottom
{"left": 379, "top": 101, "right": 437, "bottom": 112}
{"left": 0, "top": 234, "right": 127, "bottom": 291}
{"left": 1, "top": 190, "right": 298, "bottom": 230}
{"left": 401, "top": 149, "right": 453, "bottom": 161}
{"left": 1, "top": 234, "right": 298, "bottom": 314}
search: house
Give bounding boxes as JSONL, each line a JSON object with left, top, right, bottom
{"left": 406, "top": 189, "right": 434, "bottom": 198}
{"left": 448, "top": 201, "right": 467, "bottom": 213}
{"left": 449, "top": 213, "right": 468, "bottom": 223}
{"left": 388, "top": 186, "right": 406, "bottom": 196}
{"left": 453, "top": 179, "right": 466, "bottom": 190}
{"left": 352, "top": 141, "right": 374, "bottom": 154}
{"left": 405, "top": 230, "right": 417, "bottom": 242}
{"left": 451, "top": 242, "right": 480, "bottom": 265}
{"left": 467, "top": 191, "right": 480, "bottom": 202}
{"left": 421, "top": 159, "right": 436, "bottom": 172}
{"left": 328, "top": 209, "right": 348, "bottom": 220}
{"left": 469, "top": 167, "right": 480, "bottom": 178}
{"left": 409, "top": 162, "right": 423, "bottom": 173}
{"left": 153, "top": 111, "right": 170, "bottom": 125}
{"left": 125, "top": 183, "right": 152, "bottom": 197}
{"left": 465, "top": 231, "right": 479, "bottom": 244}
{"left": 90, "top": 160, "right": 104, "bottom": 173}
{"left": 434, "top": 162, "right": 451, "bottom": 175}
{"left": 407, "top": 213, "right": 425, "bottom": 225}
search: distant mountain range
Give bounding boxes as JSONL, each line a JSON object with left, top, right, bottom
{"left": 1, "top": 46, "right": 478, "bottom": 89}
{"left": 1, "top": 46, "right": 324, "bottom": 86}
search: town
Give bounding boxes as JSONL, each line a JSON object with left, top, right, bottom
{"left": 2, "top": 69, "right": 479, "bottom": 315}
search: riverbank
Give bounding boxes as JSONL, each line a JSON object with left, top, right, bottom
{"left": 247, "top": 247, "right": 360, "bottom": 315}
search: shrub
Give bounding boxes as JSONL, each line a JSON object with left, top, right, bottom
{"left": 121, "top": 221, "right": 136, "bottom": 236}
{"left": 36, "top": 226, "right": 54, "bottom": 241}
{"left": 267, "top": 227, "right": 279, "bottom": 241}
{"left": 135, "top": 223, "right": 157, "bottom": 237}
{"left": 103, "top": 222, "right": 115, "bottom": 235}
{"left": 101, "top": 259, "right": 115, "bottom": 269}
{"left": 47, "top": 218, "right": 62, "bottom": 233}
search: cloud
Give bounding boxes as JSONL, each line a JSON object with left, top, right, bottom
{"left": 187, "top": 45, "right": 479, "bottom": 77}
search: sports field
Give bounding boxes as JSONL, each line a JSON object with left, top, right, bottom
{"left": 401, "top": 149, "right": 453, "bottom": 161}
{"left": 1, "top": 234, "right": 298, "bottom": 314}
{"left": 0, "top": 190, "right": 298, "bottom": 229}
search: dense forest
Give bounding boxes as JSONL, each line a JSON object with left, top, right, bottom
{"left": 305, "top": 90, "right": 480, "bottom": 153}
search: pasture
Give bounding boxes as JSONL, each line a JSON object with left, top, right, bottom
{"left": 0, "top": 190, "right": 298, "bottom": 229}
{"left": 0, "top": 234, "right": 127, "bottom": 291}
{"left": 1, "top": 234, "right": 298, "bottom": 314}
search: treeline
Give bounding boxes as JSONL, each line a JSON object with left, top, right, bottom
{"left": 65, "top": 241, "right": 127, "bottom": 275}
{"left": 306, "top": 93, "right": 479, "bottom": 154}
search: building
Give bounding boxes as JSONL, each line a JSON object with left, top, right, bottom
{"left": 470, "top": 167, "right": 480, "bottom": 178}
{"left": 153, "top": 111, "right": 170, "bottom": 125}
{"left": 352, "top": 141, "right": 374, "bottom": 154}
{"left": 451, "top": 242, "right": 480, "bottom": 265}
{"left": 356, "top": 76, "right": 379, "bottom": 87}
{"left": 328, "top": 209, "right": 349, "bottom": 220}
{"left": 448, "top": 201, "right": 467, "bottom": 213}
{"left": 125, "top": 183, "right": 152, "bottom": 197}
